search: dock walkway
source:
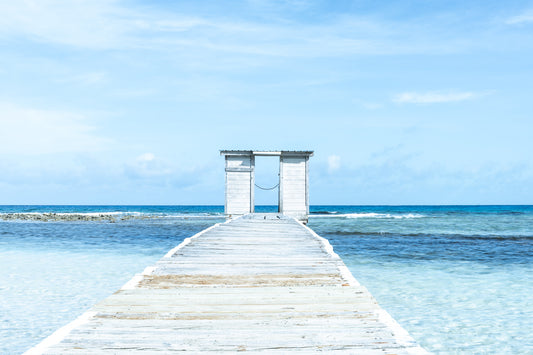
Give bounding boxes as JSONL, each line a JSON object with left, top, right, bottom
{"left": 28, "top": 214, "right": 427, "bottom": 354}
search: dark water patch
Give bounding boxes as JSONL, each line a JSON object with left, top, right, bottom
{"left": 320, "top": 232, "right": 533, "bottom": 265}
{"left": 444, "top": 210, "right": 527, "bottom": 216}
{"left": 324, "top": 230, "right": 533, "bottom": 241}
{"left": 0, "top": 219, "right": 220, "bottom": 256}
{"left": 500, "top": 211, "right": 526, "bottom": 215}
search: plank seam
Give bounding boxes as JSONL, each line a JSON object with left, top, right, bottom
{"left": 25, "top": 214, "right": 428, "bottom": 354}
{"left": 122, "top": 220, "right": 232, "bottom": 291}
{"left": 163, "top": 220, "right": 229, "bottom": 259}
{"left": 295, "top": 219, "right": 360, "bottom": 287}
{"left": 296, "top": 218, "right": 428, "bottom": 354}
{"left": 23, "top": 220, "right": 231, "bottom": 354}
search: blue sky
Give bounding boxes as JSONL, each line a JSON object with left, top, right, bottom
{"left": 0, "top": 0, "right": 532, "bottom": 205}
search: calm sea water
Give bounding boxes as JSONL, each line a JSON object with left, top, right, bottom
{"left": 1, "top": 205, "right": 532, "bottom": 354}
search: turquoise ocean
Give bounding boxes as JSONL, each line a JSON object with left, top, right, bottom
{"left": 1, "top": 205, "right": 532, "bottom": 354}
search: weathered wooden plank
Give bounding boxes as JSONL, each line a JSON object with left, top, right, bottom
{"left": 26, "top": 214, "right": 427, "bottom": 354}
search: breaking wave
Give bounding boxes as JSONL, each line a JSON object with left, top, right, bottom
{"left": 311, "top": 212, "right": 426, "bottom": 219}
{"left": 325, "top": 230, "right": 533, "bottom": 240}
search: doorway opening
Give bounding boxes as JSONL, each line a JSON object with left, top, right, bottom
{"left": 253, "top": 156, "right": 280, "bottom": 213}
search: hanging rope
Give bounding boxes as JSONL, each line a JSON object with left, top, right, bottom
{"left": 255, "top": 182, "right": 279, "bottom": 190}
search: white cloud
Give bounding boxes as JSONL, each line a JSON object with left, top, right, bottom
{"left": 125, "top": 153, "right": 172, "bottom": 179}
{"left": 0, "top": 0, "right": 130, "bottom": 49}
{"left": 505, "top": 12, "right": 533, "bottom": 25}
{"left": 137, "top": 152, "right": 156, "bottom": 162}
{"left": 327, "top": 155, "right": 341, "bottom": 173}
{"left": 361, "top": 102, "right": 383, "bottom": 110}
{"left": 352, "top": 98, "right": 383, "bottom": 110}
{"left": 123, "top": 153, "right": 212, "bottom": 188}
{"left": 59, "top": 72, "right": 108, "bottom": 86}
{"left": 392, "top": 91, "right": 485, "bottom": 104}
{"left": 0, "top": 102, "right": 111, "bottom": 154}
{"left": 0, "top": 0, "right": 479, "bottom": 56}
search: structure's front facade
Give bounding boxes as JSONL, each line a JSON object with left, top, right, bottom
{"left": 220, "top": 150, "right": 313, "bottom": 222}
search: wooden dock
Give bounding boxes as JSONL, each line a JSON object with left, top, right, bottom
{"left": 27, "top": 214, "right": 427, "bottom": 354}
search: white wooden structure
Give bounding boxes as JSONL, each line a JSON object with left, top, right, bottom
{"left": 26, "top": 214, "right": 427, "bottom": 354}
{"left": 222, "top": 152, "right": 255, "bottom": 216}
{"left": 220, "top": 150, "right": 313, "bottom": 222}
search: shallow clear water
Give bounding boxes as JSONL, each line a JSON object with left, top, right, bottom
{"left": 0, "top": 208, "right": 224, "bottom": 354}
{"left": 308, "top": 205, "right": 533, "bottom": 354}
{"left": 1, "top": 205, "right": 532, "bottom": 354}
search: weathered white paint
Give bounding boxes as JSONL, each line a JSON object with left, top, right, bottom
{"left": 296, "top": 219, "right": 359, "bottom": 287}
{"left": 28, "top": 214, "right": 428, "bottom": 354}
{"left": 280, "top": 155, "right": 309, "bottom": 222}
{"left": 221, "top": 150, "right": 313, "bottom": 222}
{"left": 224, "top": 154, "right": 254, "bottom": 216}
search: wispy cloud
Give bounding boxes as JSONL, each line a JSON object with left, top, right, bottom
{"left": 313, "top": 154, "right": 533, "bottom": 204}
{"left": 124, "top": 153, "right": 172, "bottom": 179}
{"left": 58, "top": 72, "right": 108, "bottom": 86}
{"left": 123, "top": 152, "right": 215, "bottom": 188}
{"left": 505, "top": 11, "right": 533, "bottom": 25}
{"left": 352, "top": 98, "right": 383, "bottom": 110}
{"left": 392, "top": 91, "right": 487, "bottom": 104}
{"left": 0, "top": 1, "right": 130, "bottom": 49}
{"left": 327, "top": 155, "right": 341, "bottom": 173}
{"left": 0, "top": 102, "right": 111, "bottom": 155}
{"left": 0, "top": 0, "right": 481, "bottom": 57}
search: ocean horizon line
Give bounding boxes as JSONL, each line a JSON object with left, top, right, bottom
{"left": 1, "top": 204, "right": 532, "bottom": 207}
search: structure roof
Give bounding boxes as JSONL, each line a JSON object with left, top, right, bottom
{"left": 220, "top": 150, "right": 314, "bottom": 156}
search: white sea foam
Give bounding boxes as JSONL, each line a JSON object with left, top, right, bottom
{"left": 311, "top": 212, "right": 425, "bottom": 219}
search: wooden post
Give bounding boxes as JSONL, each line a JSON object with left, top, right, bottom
{"left": 222, "top": 151, "right": 254, "bottom": 216}
{"left": 279, "top": 152, "right": 312, "bottom": 223}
